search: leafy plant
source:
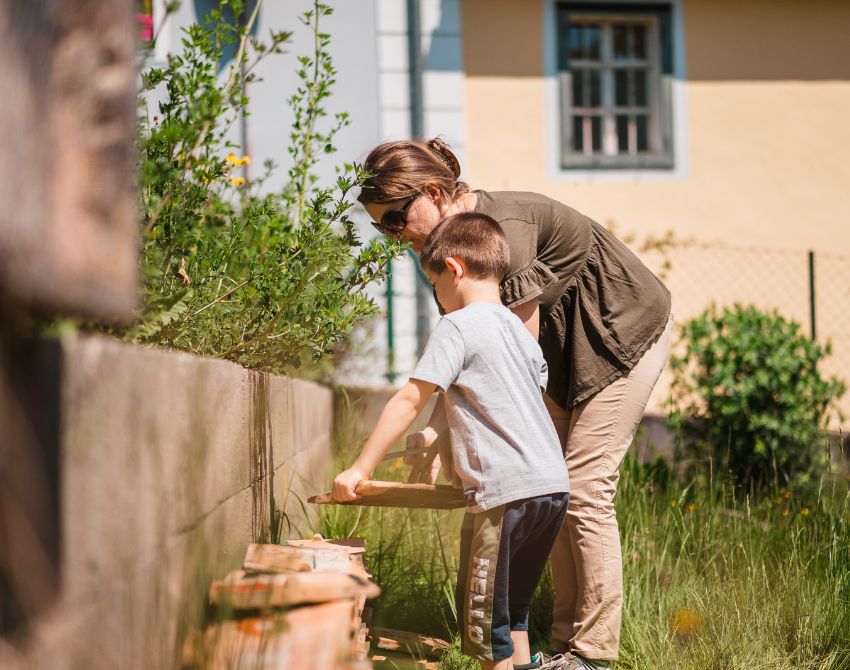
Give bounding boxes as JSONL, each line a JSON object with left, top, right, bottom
{"left": 106, "top": 0, "right": 402, "bottom": 371}
{"left": 668, "top": 304, "right": 845, "bottom": 490}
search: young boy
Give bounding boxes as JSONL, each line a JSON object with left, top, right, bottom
{"left": 333, "top": 212, "right": 570, "bottom": 670}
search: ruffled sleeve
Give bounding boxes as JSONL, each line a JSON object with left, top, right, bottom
{"left": 500, "top": 259, "right": 558, "bottom": 309}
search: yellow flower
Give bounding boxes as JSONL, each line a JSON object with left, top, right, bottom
{"left": 671, "top": 608, "right": 703, "bottom": 640}
{"left": 229, "top": 176, "right": 246, "bottom": 186}
{"left": 782, "top": 508, "right": 790, "bottom": 517}
{"left": 801, "top": 507, "right": 810, "bottom": 517}
{"left": 687, "top": 503, "right": 696, "bottom": 513}
{"left": 225, "top": 153, "right": 250, "bottom": 166}
{"left": 671, "top": 500, "right": 677, "bottom": 508}
{"left": 783, "top": 490, "right": 792, "bottom": 499}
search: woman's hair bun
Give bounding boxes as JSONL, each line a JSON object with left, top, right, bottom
{"left": 427, "top": 137, "right": 461, "bottom": 180}
{"left": 357, "top": 137, "right": 469, "bottom": 204}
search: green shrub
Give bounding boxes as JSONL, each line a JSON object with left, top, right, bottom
{"left": 668, "top": 304, "right": 845, "bottom": 490}
{"left": 97, "top": 0, "right": 402, "bottom": 371}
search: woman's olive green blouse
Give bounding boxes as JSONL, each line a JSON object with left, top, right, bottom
{"left": 474, "top": 190, "right": 672, "bottom": 409}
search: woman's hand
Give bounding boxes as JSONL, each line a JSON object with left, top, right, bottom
{"left": 332, "top": 466, "right": 369, "bottom": 501}
{"left": 404, "top": 427, "right": 439, "bottom": 463}
{"left": 405, "top": 428, "right": 446, "bottom": 484}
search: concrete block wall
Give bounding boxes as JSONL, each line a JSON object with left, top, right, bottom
{"left": 0, "top": 335, "right": 334, "bottom": 669}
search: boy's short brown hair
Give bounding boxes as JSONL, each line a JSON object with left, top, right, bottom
{"left": 420, "top": 212, "right": 510, "bottom": 281}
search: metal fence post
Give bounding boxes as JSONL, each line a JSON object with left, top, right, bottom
{"left": 385, "top": 258, "right": 397, "bottom": 384}
{"left": 407, "top": 0, "right": 432, "bottom": 356}
{"left": 808, "top": 249, "right": 816, "bottom": 340}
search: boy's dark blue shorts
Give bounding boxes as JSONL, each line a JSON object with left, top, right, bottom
{"left": 456, "top": 491, "right": 569, "bottom": 662}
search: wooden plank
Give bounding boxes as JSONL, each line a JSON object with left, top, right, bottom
{"left": 406, "top": 430, "right": 452, "bottom": 484}
{"left": 243, "top": 543, "right": 354, "bottom": 574}
{"left": 282, "top": 538, "right": 365, "bottom": 555}
{"left": 407, "top": 443, "right": 439, "bottom": 483}
{"left": 209, "top": 570, "right": 380, "bottom": 610}
{"left": 309, "top": 481, "right": 466, "bottom": 510}
{"left": 200, "top": 600, "right": 357, "bottom": 670}
{"left": 371, "top": 627, "right": 452, "bottom": 659}
{"left": 434, "top": 429, "right": 462, "bottom": 487}
{"left": 353, "top": 607, "right": 373, "bottom": 662}
{"left": 379, "top": 446, "right": 430, "bottom": 462}
{"left": 325, "top": 537, "right": 366, "bottom": 552}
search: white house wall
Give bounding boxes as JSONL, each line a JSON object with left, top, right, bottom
{"left": 367, "top": 0, "right": 467, "bottom": 387}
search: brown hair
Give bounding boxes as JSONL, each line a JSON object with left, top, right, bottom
{"left": 420, "top": 212, "right": 510, "bottom": 281}
{"left": 357, "top": 137, "right": 470, "bottom": 204}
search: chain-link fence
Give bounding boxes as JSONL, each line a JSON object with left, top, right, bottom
{"left": 639, "top": 242, "right": 850, "bottom": 427}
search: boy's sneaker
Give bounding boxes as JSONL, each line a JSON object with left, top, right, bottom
{"left": 557, "top": 651, "right": 612, "bottom": 669}
{"left": 514, "top": 652, "right": 569, "bottom": 669}
{"left": 517, "top": 650, "right": 612, "bottom": 670}
{"left": 514, "top": 652, "right": 585, "bottom": 670}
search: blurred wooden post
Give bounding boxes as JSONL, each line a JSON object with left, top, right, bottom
{"left": 0, "top": 0, "right": 138, "bottom": 638}
{"left": 0, "top": 0, "right": 138, "bottom": 320}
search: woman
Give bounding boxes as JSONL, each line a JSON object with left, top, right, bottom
{"left": 359, "top": 138, "right": 672, "bottom": 669}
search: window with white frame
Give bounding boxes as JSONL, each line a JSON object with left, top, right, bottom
{"left": 557, "top": 3, "right": 674, "bottom": 168}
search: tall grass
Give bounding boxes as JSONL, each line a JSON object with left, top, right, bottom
{"left": 614, "top": 458, "right": 850, "bottom": 670}
{"left": 314, "top": 443, "right": 850, "bottom": 670}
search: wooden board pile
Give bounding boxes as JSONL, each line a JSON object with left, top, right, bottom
{"left": 184, "top": 537, "right": 379, "bottom": 670}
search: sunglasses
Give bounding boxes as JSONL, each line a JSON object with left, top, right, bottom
{"left": 371, "top": 194, "right": 418, "bottom": 235}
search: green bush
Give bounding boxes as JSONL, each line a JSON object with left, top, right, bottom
{"left": 98, "top": 0, "right": 402, "bottom": 371}
{"left": 668, "top": 304, "right": 845, "bottom": 490}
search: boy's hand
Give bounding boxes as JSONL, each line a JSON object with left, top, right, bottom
{"left": 332, "top": 466, "right": 368, "bottom": 501}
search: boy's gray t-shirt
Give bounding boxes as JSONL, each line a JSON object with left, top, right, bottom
{"left": 411, "top": 301, "right": 569, "bottom": 513}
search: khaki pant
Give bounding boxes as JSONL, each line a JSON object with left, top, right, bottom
{"left": 545, "top": 317, "right": 673, "bottom": 661}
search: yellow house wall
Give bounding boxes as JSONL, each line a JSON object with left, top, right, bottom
{"left": 461, "top": 0, "right": 850, "bottom": 251}
{"left": 460, "top": 0, "right": 850, "bottom": 423}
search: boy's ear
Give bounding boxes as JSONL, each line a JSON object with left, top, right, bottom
{"left": 444, "top": 256, "right": 464, "bottom": 280}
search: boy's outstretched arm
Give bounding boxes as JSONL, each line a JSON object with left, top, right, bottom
{"left": 332, "top": 378, "right": 437, "bottom": 501}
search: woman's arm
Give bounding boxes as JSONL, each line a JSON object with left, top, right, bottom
{"left": 511, "top": 298, "right": 540, "bottom": 341}
{"left": 333, "top": 378, "right": 436, "bottom": 500}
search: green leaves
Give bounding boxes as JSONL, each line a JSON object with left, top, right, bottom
{"left": 110, "top": 1, "right": 403, "bottom": 374}
{"left": 668, "top": 304, "right": 846, "bottom": 491}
